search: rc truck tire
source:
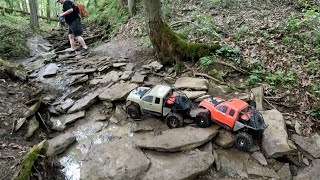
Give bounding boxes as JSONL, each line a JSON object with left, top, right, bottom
{"left": 235, "top": 132, "right": 253, "bottom": 151}
{"left": 195, "top": 112, "right": 211, "bottom": 128}
{"left": 126, "top": 103, "right": 142, "bottom": 119}
{"left": 165, "top": 112, "right": 183, "bottom": 129}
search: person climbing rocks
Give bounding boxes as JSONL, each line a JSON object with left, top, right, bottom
{"left": 57, "top": 0, "right": 88, "bottom": 55}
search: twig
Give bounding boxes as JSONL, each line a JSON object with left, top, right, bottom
{"left": 37, "top": 112, "right": 51, "bottom": 133}
{"left": 263, "top": 98, "right": 276, "bottom": 109}
{"left": 194, "top": 73, "right": 221, "bottom": 83}
{"left": 170, "top": 20, "right": 192, "bottom": 28}
{"left": 213, "top": 60, "right": 249, "bottom": 74}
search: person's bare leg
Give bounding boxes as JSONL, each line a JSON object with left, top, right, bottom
{"left": 68, "top": 34, "right": 75, "bottom": 50}
{"left": 75, "top": 36, "right": 87, "bottom": 49}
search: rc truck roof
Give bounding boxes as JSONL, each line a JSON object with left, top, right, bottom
{"left": 148, "top": 85, "right": 172, "bottom": 98}
{"left": 223, "top": 99, "right": 248, "bottom": 111}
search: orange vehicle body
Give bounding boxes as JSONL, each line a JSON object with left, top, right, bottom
{"left": 199, "top": 97, "right": 249, "bottom": 129}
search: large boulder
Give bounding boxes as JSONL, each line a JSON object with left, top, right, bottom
{"left": 133, "top": 125, "right": 219, "bottom": 152}
{"left": 80, "top": 138, "right": 150, "bottom": 180}
{"left": 291, "top": 134, "right": 320, "bottom": 158}
{"left": 99, "top": 82, "right": 138, "bottom": 102}
{"left": 261, "top": 109, "right": 291, "bottom": 158}
{"left": 174, "top": 77, "right": 208, "bottom": 90}
{"left": 214, "top": 129, "right": 234, "bottom": 148}
{"left": 142, "top": 142, "right": 214, "bottom": 180}
{"left": 47, "top": 132, "right": 76, "bottom": 156}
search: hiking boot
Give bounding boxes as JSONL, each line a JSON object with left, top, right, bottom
{"left": 80, "top": 47, "right": 89, "bottom": 55}
{"left": 68, "top": 50, "right": 76, "bottom": 55}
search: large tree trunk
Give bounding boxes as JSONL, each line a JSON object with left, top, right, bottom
{"left": 128, "top": 0, "right": 136, "bottom": 16}
{"left": 46, "top": 0, "right": 51, "bottom": 23}
{"left": 22, "top": 0, "right": 28, "bottom": 12}
{"left": 143, "top": 0, "right": 220, "bottom": 66}
{"left": 29, "top": 0, "right": 40, "bottom": 31}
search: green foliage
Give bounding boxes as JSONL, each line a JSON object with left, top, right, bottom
{"left": 0, "top": 15, "right": 30, "bottom": 60}
{"left": 306, "top": 60, "right": 319, "bottom": 74}
{"left": 199, "top": 56, "right": 214, "bottom": 67}
{"left": 216, "top": 45, "right": 241, "bottom": 62}
{"left": 266, "top": 69, "right": 297, "bottom": 86}
{"left": 306, "top": 109, "right": 320, "bottom": 117}
{"left": 235, "top": 25, "right": 249, "bottom": 40}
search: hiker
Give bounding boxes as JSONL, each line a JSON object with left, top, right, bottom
{"left": 57, "top": 0, "right": 88, "bottom": 54}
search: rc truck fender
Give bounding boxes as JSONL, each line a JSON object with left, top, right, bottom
{"left": 233, "top": 121, "right": 245, "bottom": 131}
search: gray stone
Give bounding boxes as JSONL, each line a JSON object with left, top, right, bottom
{"left": 291, "top": 134, "right": 320, "bottom": 158}
{"left": 252, "top": 151, "right": 268, "bottom": 166}
{"left": 40, "top": 51, "right": 56, "bottom": 59}
{"left": 133, "top": 125, "right": 219, "bottom": 152}
{"left": 67, "top": 68, "right": 96, "bottom": 75}
{"left": 80, "top": 138, "right": 150, "bottom": 180}
{"left": 72, "top": 121, "right": 104, "bottom": 140}
{"left": 114, "top": 105, "right": 127, "bottom": 121}
{"left": 303, "top": 158, "right": 309, "bottom": 166}
{"left": 246, "top": 160, "right": 279, "bottom": 179}
{"left": 103, "top": 101, "right": 113, "bottom": 108}
{"left": 251, "top": 86, "right": 264, "bottom": 111}
{"left": 100, "top": 71, "right": 119, "bottom": 84}
{"left": 163, "top": 77, "right": 175, "bottom": 84}
{"left": 47, "top": 132, "right": 76, "bottom": 156}
{"left": 216, "top": 148, "right": 250, "bottom": 178}
{"left": 182, "top": 91, "right": 207, "bottom": 99}
{"left": 70, "top": 74, "right": 88, "bottom": 85}
{"left": 195, "top": 95, "right": 211, "bottom": 102}
{"left": 38, "top": 44, "right": 51, "bottom": 52}
{"left": 124, "top": 63, "right": 135, "bottom": 71}
{"left": 293, "top": 159, "right": 320, "bottom": 180}
{"left": 208, "top": 83, "right": 227, "bottom": 98}
{"left": 120, "top": 71, "right": 133, "bottom": 80}
{"left": 25, "top": 116, "right": 39, "bottom": 138}
{"left": 43, "top": 63, "right": 59, "bottom": 77}
{"left": 295, "top": 121, "right": 303, "bottom": 135}
{"left": 142, "top": 142, "right": 214, "bottom": 180}
{"left": 277, "top": 163, "right": 292, "bottom": 180}
{"left": 214, "top": 129, "right": 234, "bottom": 148}
{"left": 261, "top": 109, "right": 291, "bottom": 158}
{"left": 288, "top": 139, "right": 297, "bottom": 150}
{"left": 51, "top": 111, "right": 85, "bottom": 131}
{"left": 112, "top": 62, "right": 127, "bottom": 67}
{"left": 142, "top": 61, "right": 163, "bottom": 71}
{"left": 175, "top": 77, "right": 208, "bottom": 90}
{"left": 68, "top": 87, "right": 106, "bottom": 113}
{"left": 131, "top": 72, "right": 146, "bottom": 83}
{"left": 130, "top": 117, "right": 164, "bottom": 132}
{"left": 61, "top": 98, "right": 75, "bottom": 111}
{"left": 99, "top": 83, "right": 138, "bottom": 102}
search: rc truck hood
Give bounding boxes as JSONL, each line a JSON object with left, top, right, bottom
{"left": 127, "top": 87, "right": 150, "bottom": 100}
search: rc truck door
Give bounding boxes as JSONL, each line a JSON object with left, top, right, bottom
{"left": 214, "top": 105, "right": 234, "bottom": 128}
{"left": 141, "top": 95, "right": 154, "bottom": 112}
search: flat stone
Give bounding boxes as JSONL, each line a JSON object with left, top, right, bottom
{"left": 61, "top": 98, "right": 75, "bottom": 111}
{"left": 182, "top": 91, "right": 207, "bottom": 99}
{"left": 70, "top": 74, "right": 88, "bottom": 85}
{"left": 195, "top": 95, "right": 211, "bottom": 102}
{"left": 25, "top": 115, "right": 39, "bottom": 138}
{"left": 71, "top": 121, "right": 104, "bottom": 140}
{"left": 293, "top": 159, "right": 320, "bottom": 180}
{"left": 142, "top": 142, "right": 214, "bottom": 180}
{"left": 67, "top": 68, "right": 96, "bottom": 75}
{"left": 112, "top": 62, "right": 127, "bottom": 67}
{"left": 47, "top": 132, "right": 76, "bottom": 156}
{"left": 277, "top": 163, "right": 292, "bottom": 180}
{"left": 252, "top": 151, "right": 268, "bottom": 166}
{"left": 68, "top": 87, "right": 106, "bottom": 113}
{"left": 291, "top": 134, "right": 320, "bottom": 158}
{"left": 251, "top": 86, "right": 264, "bottom": 111}
{"left": 261, "top": 109, "right": 291, "bottom": 158}
{"left": 175, "top": 77, "right": 208, "bottom": 90}
{"left": 38, "top": 44, "right": 51, "bottom": 52}
{"left": 100, "top": 71, "right": 119, "bottom": 84}
{"left": 142, "top": 61, "right": 163, "bottom": 71}
{"left": 163, "top": 77, "right": 175, "bottom": 84}
{"left": 246, "top": 160, "right": 279, "bottom": 179}
{"left": 51, "top": 111, "right": 85, "bottom": 131}
{"left": 81, "top": 138, "right": 150, "bottom": 179}
{"left": 131, "top": 72, "right": 146, "bottom": 83}
{"left": 124, "top": 63, "right": 135, "bottom": 71}
{"left": 130, "top": 117, "right": 164, "bottom": 132}
{"left": 133, "top": 125, "right": 219, "bottom": 152}
{"left": 99, "top": 83, "right": 138, "bottom": 102}
{"left": 43, "top": 63, "right": 59, "bottom": 77}
{"left": 120, "top": 71, "right": 133, "bottom": 80}
{"left": 214, "top": 129, "right": 234, "bottom": 148}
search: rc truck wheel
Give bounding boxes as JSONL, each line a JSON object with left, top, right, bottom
{"left": 165, "top": 112, "right": 183, "bottom": 129}
{"left": 235, "top": 132, "right": 253, "bottom": 151}
{"left": 126, "top": 103, "right": 142, "bottom": 119}
{"left": 195, "top": 112, "right": 211, "bottom": 128}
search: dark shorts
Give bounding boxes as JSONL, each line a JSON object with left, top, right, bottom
{"left": 68, "top": 18, "right": 83, "bottom": 37}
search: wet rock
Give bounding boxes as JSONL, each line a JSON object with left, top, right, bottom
{"left": 68, "top": 87, "right": 106, "bottom": 113}
{"left": 252, "top": 151, "right": 268, "bottom": 166}
{"left": 61, "top": 98, "right": 75, "bottom": 111}
{"left": 48, "top": 106, "right": 60, "bottom": 115}
{"left": 120, "top": 71, "right": 133, "bottom": 80}
{"left": 291, "top": 134, "right": 320, "bottom": 158}
{"left": 67, "top": 68, "right": 96, "bottom": 75}
{"left": 175, "top": 77, "right": 208, "bottom": 90}
{"left": 51, "top": 111, "right": 85, "bottom": 131}
{"left": 72, "top": 121, "right": 104, "bottom": 140}
{"left": 130, "top": 118, "right": 164, "bottom": 132}
{"left": 133, "top": 125, "right": 219, "bottom": 152}
{"left": 214, "top": 129, "right": 234, "bottom": 148}
{"left": 43, "top": 63, "right": 59, "bottom": 77}
{"left": 251, "top": 86, "right": 264, "bottom": 111}
{"left": 293, "top": 159, "right": 320, "bottom": 180}
{"left": 47, "top": 132, "right": 76, "bottom": 156}
{"left": 182, "top": 91, "right": 207, "bottom": 99}
{"left": 246, "top": 160, "right": 279, "bottom": 179}
{"left": 277, "top": 163, "right": 292, "bottom": 180}
{"left": 131, "top": 72, "right": 146, "bottom": 83}
{"left": 216, "top": 148, "right": 250, "bottom": 178}
{"left": 99, "top": 82, "right": 138, "bottom": 102}
{"left": 25, "top": 115, "right": 39, "bottom": 138}
{"left": 81, "top": 138, "right": 150, "bottom": 180}
{"left": 38, "top": 44, "right": 51, "bottom": 52}
{"left": 195, "top": 95, "right": 211, "bottom": 102}
{"left": 142, "top": 61, "right": 163, "bottom": 72}
{"left": 261, "top": 109, "right": 291, "bottom": 158}
{"left": 112, "top": 62, "right": 127, "bottom": 68}
{"left": 143, "top": 142, "right": 214, "bottom": 180}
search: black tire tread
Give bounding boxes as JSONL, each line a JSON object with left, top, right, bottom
{"left": 165, "top": 112, "right": 183, "bottom": 128}
{"left": 235, "top": 132, "right": 253, "bottom": 151}
{"left": 126, "top": 103, "right": 141, "bottom": 119}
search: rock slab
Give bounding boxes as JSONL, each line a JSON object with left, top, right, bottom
{"left": 99, "top": 82, "right": 138, "bottom": 102}
{"left": 43, "top": 63, "right": 59, "bottom": 77}
{"left": 133, "top": 125, "right": 219, "bottom": 152}
{"left": 47, "top": 132, "right": 76, "bottom": 156}
{"left": 261, "top": 109, "right": 291, "bottom": 158}
{"left": 291, "top": 134, "right": 320, "bottom": 158}
{"left": 81, "top": 138, "right": 150, "bottom": 180}
{"left": 214, "top": 129, "right": 234, "bottom": 148}
{"left": 51, "top": 111, "right": 85, "bottom": 131}
{"left": 174, "top": 77, "right": 208, "bottom": 90}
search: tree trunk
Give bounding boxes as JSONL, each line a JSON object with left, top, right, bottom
{"left": 128, "top": 0, "right": 136, "bottom": 16}
{"left": 29, "top": 0, "right": 40, "bottom": 31}
{"left": 143, "top": 0, "right": 220, "bottom": 66}
{"left": 22, "top": 0, "right": 28, "bottom": 12}
{"left": 46, "top": 0, "right": 51, "bottom": 23}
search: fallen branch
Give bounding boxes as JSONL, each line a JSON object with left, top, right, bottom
{"left": 194, "top": 72, "right": 221, "bottom": 83}
{"left": 213, "top": 60, "right": 249, "bottom": 74}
